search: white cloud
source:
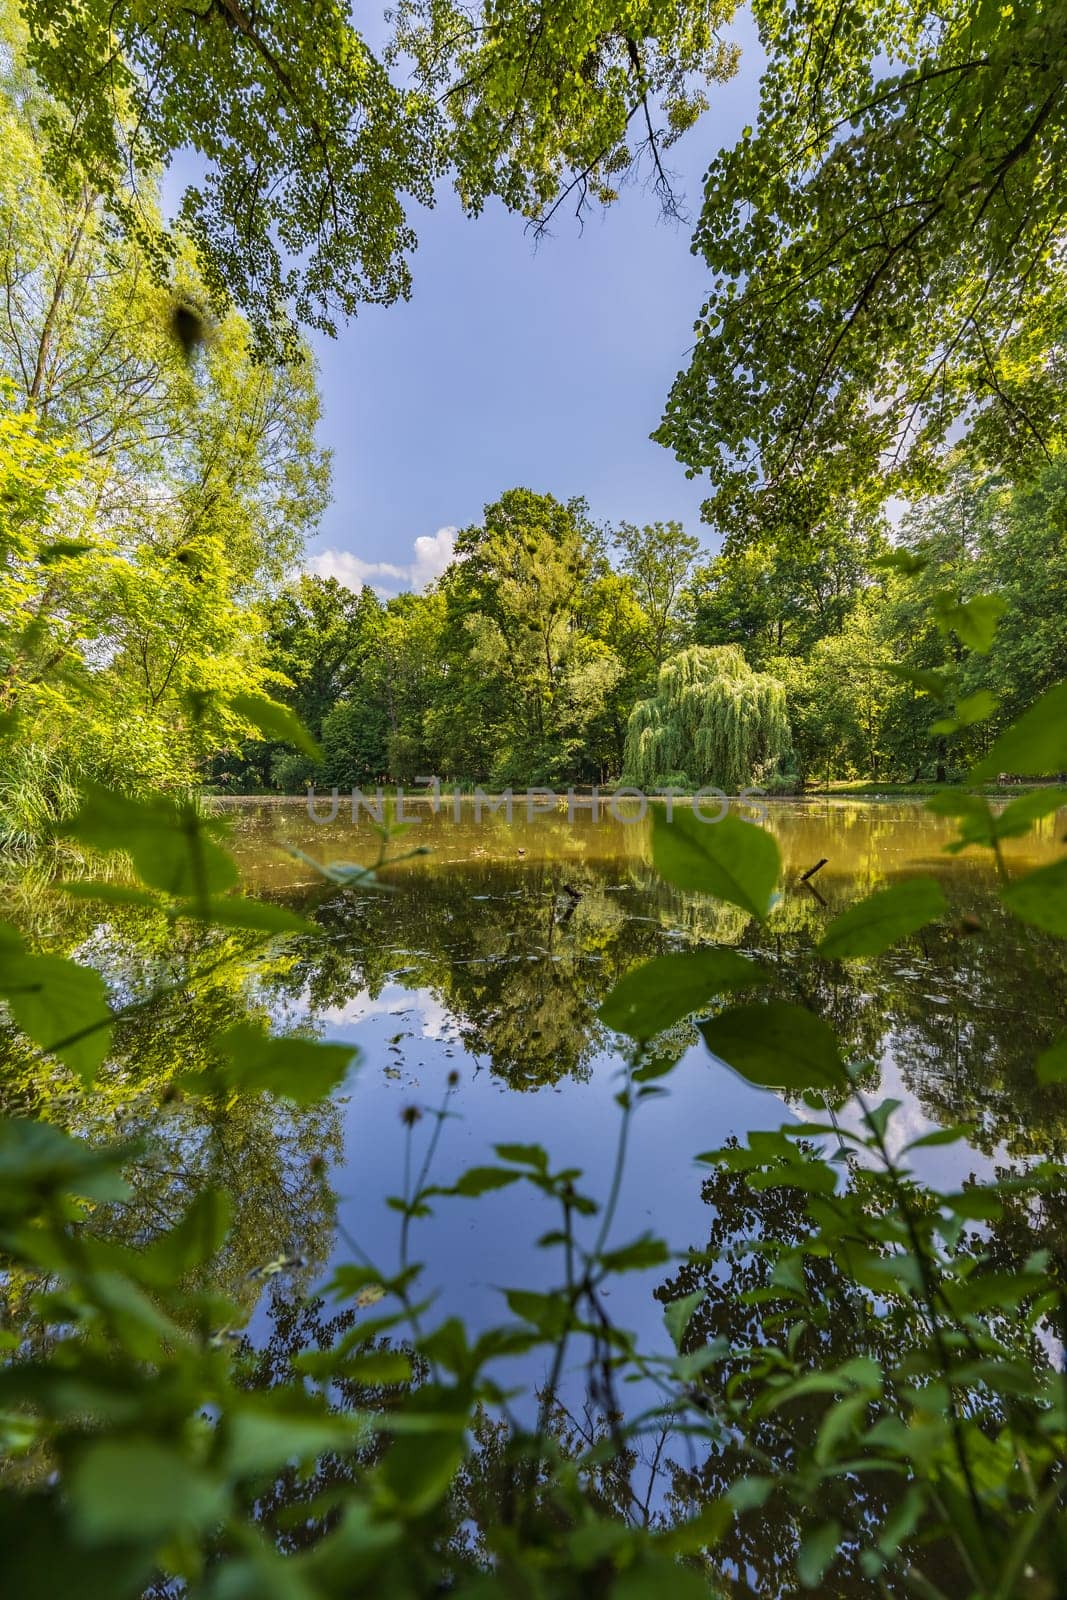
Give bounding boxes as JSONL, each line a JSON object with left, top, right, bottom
{"left": 309, "top": 526, "right": 456, "bottom": 596}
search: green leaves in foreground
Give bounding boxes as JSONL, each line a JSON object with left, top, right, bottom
{"left": 652, "top": 808, "right": 780, "bottom": 919}
{"left": 60, "top": 783, "right": 237, "bottom": 900}
{"left": 701, "top": 1002, "right": 848, "bottom": 1091}
{"left": 0, "top": 925, "right": 111, "bottom": 1083}
{"left": 599, "top": 948, "right": 763, "bottom": 1042}
{"left": 229, "top": 691, "right": 321, "bottom": 761}
{"left": 972, "top": 682, "right": 1067, "bottom": 780}
{"left": 1001, "top": 858, "right": 1067, "bottom": 938}
{"left": 183, "top": 1024, "right": 359, "bottom": 1106}
{"left": 818, "top": 878, "right": 947, "bottom": 960}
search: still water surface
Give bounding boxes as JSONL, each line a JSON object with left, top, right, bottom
{"left": 216, "top": 797, "right": 1067, "bottom": 1341}
{"left": 6, "top": 797, "right": 1067, "bottom": 1584}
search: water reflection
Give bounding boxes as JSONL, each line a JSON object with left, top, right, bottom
{"left": 4, "top": 800, "right": 1067, "bottom": 1589}
{"left": 4, "top": 800, "right": 1067, "bottom": 1290}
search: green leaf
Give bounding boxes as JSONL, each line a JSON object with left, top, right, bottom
{"left": 797, "top": 1519, "right": 842, "bottom": 1588}
{"left": 933, "top": 592, "right": 1006, "bottom": 653}
{"left": 663, "top": 1290, "right": 704, "bottom": 1350}
{"left": 197, "top": 1024, "right": 358, "bottom": 1105}
{"left": 0, "top": 952, "right": 112, "bottom": 1084}
{"left": 652, "top": 808, "right": 780, "bottom": 919}
{"left": 225, "top": 1408, "right": 370, "bottom": 1479}
{"left": 931, "top": 688, "right": 998, "bottom": 736}
{"left": 505, "top": 1289, "right": 569, "bottom": 1337}
{"left": 879, "top": 663, "right": 950, "bottom": 698}
{"left": 229, "top": 691, "right": 321, "bottom": 760}
{"left": 817, "top": 878, "right": 947, "bottom": 959}
{"left": 57, "top": 881, "right": 161, "bottom": 909}
{"left": 1001, "top": 858, "right": 1067, "bottom": 937}
{"left": 726, "top": 1476, "right": 774, "bottom": 1511}
{"left": 136, "top": 1189, "right": 233, "bottom": 1287}
{"left": 599, "top": 948, "right": 762, "bottom": 1040}
{"left": 445, "top": 1166, "right": 523, "bottom": 1197}
{"left": 700, "top": 1002, "right": 847, "bottom": 1090}
{"left": 599, "top": 1234, "right": 670, "bottom": 1273}
{"left": 0, "top": 1119, "right": 130, "bottom": 1213}
{"left": 953, "top": 689, "right": 999, "bottom": 727}
{"left": 994, "top": 788, "right": 1067, "bottom": 837}
{"left": 872, "top": 549, "right": 927, "bottom": 576}
{"left": 493, "top": 1142, "right": 548, "bottom": 1172}
{"left": 172, "top": 896, "right": 317, "bottom": 935}
{"left": 1037, "top": 1036, "right": 1067, "bottom": 1085}
{"left": 69, "top": 1439, "right": 226, "bottom": 1542}
{"left": 37, "top": 540, "right": 95, "bottom": 563}
{"left": 343, "top": 1351, "right": 413, "bottom": 1385}
{"left": 61, "top": 783, "right": 238, "bottom": 899}
{"left": 379, "top": 1428, "right": 466, "bottom": 1516}
{"left": 904, "top": 1124, "right": 972, "bottom": 1150}
{"left": 972, "top": 683, "right": 1067, "bottom": 780}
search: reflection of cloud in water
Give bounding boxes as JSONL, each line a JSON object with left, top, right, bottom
{"left": 790, "top": 1043, "right": 1007, "bottom": 1185}
{"left": 319, "top": 983, "right": 447, "bottom": 1035}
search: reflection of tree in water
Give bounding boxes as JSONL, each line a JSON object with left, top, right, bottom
{"left": 653, "top": 1148, "right": 1052, "bottom": 1599}
{"left": 733, "top": 884, "right": 1067, "bottom": 1158}
{"left": 273, "top": 862, "right": 698, "bottom": 1088}
{"left": 0, "top": 907, "right": 344, "bottom": 1316}
{"left": 265, "top": 843, "right": 1067, "bottom": 1135}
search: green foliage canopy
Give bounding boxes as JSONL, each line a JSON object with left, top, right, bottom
{"left": 657, "top": 0, "right": 1067, "bottom": 530}
{"left": 21, "top": 0, "right": 740, "bottom": 354}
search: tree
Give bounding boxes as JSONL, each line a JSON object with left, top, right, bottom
{"left": 20, "top": 0, "right": 741, "bottom": 353}
{"left": 0, "top": 10, "right": 328, "bottom": 829}
{"left": 611, "top": 520, "right": 700, "bottom": 672}
{"left": 685, "top": 512, "right": 886, "bottom": 669}
{"left": 441, "top": 489, "right": 622, "bottom": 784}
{"left": 623, "top": 643, "right": 789, "bottom": 790}
{"left": 656, "top": 0, "right": 1067, "bottom": 532}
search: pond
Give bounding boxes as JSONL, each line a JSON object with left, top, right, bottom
{"left": 5, "top": 795, "right": 1067, "bottom": 1589}
{"left": 218, "top": 794, "right": 1067, "bottom": 1305}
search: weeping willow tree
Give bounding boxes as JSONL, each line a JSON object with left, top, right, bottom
{"left": 623, "top": 645, "right": 790, "bottom": 791}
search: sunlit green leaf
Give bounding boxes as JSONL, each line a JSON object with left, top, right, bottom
{"left": 599, "top": 948, "right": 762, "bottom": 1040}
{"left": 818, "top": 878, "right": 946, "bottom": 959}
{"left": 229, "top": 691, "right": 322, "bottom": 760}
{"left": 972, "top": 683, "right": 1067, "bottom": 780}
{"left": 194, "top": 1024, "right": 359, "bottom": 1105}
{"left": 933, "top": 592, "right": 1006, "bottom": 653}
{"left": 61, "top": 783, "right": 238, "bottom": 899}
{"left": 172, "top": 896, "right": 317, "bottom": 935}
{"left": 652, "top": 808, "right": 779, "bottom": 919}
{"left": 879, "top": 663, "right": 950, "bottom": 699}
{"left": 872, "top": 549, "right": 927, "bottom": 576}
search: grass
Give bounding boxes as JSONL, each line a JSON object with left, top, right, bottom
{"left": 805, "top": 778, "right": 1058, "bottom": 798}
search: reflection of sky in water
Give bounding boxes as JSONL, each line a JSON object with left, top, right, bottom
{"left": 315, "top": 980, "right": 773, "bottom": 1374}
{"left": 305, "top": 987, "right": 1012, "bottom": 1383}
{"left": 58, "top": 797, "right": 1067, "bottom": 1379}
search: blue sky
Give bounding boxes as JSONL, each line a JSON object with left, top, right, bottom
{"left": 306, "top": 13, "right": 764, "bottom": 595}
